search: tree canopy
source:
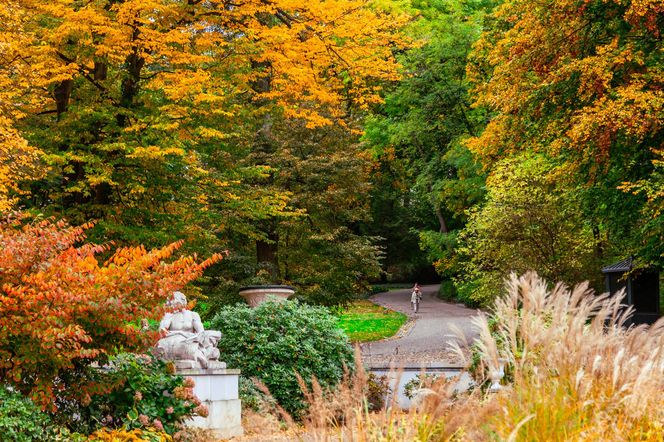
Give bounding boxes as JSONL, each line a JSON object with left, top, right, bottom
{"left": 1, "top": 0, "right": 662, "bottom": 308}
{"left": 455, "top": 0, "right": 663, "bottom": 300}
{"left": 363, "top": 0, "right": 662, "bottom": 303}
{"left": 2, "top": 0, "right": 410, "bottom": 304}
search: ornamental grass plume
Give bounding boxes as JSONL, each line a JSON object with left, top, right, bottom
{"left": 466, "top": 271, "right": 664, "bottom": 441}
{"left": 290, "top": 349, "right": 490, "bottom": 441}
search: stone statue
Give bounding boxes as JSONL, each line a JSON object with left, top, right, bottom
{"left": 155, "top": 291, "right": 224, "bottom": 370}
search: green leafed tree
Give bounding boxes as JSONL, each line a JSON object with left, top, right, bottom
{"left": 363, "top": 0, "right": 492, "bottom": 281}
{"left": 199, "top": 115, "right": 384, "bottom": 313}
{"left": 455, "top": 154, "right": 601, "bottom": 306}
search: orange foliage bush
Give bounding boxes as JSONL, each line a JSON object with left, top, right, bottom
{"left": 0, "top": 213, "right": 222, "bottom": 409}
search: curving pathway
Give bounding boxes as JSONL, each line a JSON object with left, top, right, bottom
{"left": 360, "top": 284, "right": 481, "bottom": 368}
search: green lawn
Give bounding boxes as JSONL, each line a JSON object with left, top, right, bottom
{"left": 338, "top": 300, "right": 407, "bottom": 342}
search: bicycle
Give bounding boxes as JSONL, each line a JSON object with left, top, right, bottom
{"left": 411, "top": 289, "right": 422, "bottom": 313}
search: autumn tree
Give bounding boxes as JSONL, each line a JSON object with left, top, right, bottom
{"left": 0, "top": 0, "right": 411, "bottom": 306}
{"left": 0, "top": 1, "right": 59, "bottom": 211}
{"left": 0, "top": 213, "right": 221, "bottom": 409}
{"left": 466, "top": 0, "right": 663, "bottom": 269}
{"left": 8, "top": 0, "right": 406, "bottom": 249}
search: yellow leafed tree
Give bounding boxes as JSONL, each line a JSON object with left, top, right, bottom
{"left": 0, "top": 1, "right": 64, "bottom": 211}
{"left": 2, "top": 0, "right": 408, "bottom": 246}
{"left": 13, "top": 0, "right": 408, "bottom": 130}
{"left": 466, "top": 0, "right": 662, "bottom": 167}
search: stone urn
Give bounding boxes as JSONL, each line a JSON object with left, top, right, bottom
{"left": 238, "top": 285, "right": 295, "bottom": 308}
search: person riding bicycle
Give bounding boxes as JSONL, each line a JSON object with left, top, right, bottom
{"left": 411, "top": 283, "right": 422, "bottom": 312}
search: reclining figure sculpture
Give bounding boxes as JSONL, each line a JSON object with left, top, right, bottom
{"left": 155, "top": 291, "right": 224, "bottom": 370}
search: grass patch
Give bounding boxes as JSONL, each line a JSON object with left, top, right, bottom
{"left": 337, "top": 300, "right": 407, "bottom": 342}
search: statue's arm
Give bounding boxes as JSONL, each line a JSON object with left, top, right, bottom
{"left": 159, "top": 313, "right": 173, "bottom": 332}
{"left": 192, "top": 312, "right": 205, "bottom": 333}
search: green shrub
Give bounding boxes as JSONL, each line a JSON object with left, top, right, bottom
{"left": 69, "top": 353, "right": 199, "bottom": 435}
{"left": 365, "top": 373, "right": 391, "bottom": 411}
{"left": 0, "top": 385, "right": 56, "bottom": 441}
{"left": 437, "top": 280, "right": 457, "bottom": 301}
{"left": 453, "top": 275, "right": 498, "bottom": 308}
{"left": 210, "top": 300, "right": 354, "bottom": 418}
{"left": 238, "top": 376, "right": 276, "bottom": 412}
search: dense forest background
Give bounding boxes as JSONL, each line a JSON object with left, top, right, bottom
{"left": 2, "top": 0, "right": 662, "bottom": 309}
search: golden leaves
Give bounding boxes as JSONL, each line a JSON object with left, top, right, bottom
{"left": 564, "top": 82, "right": 663, "bottom": 161}
{"left": 127, "top": 146, "right": 187, "bottom": 160}
{"left": 625, "top": 0, "right": 664, "bottom": 32}
{"left": 0, "top": 120, "right": 44, "bottom": 212}
{"left": 467, "top": 0, "right": 663, "bottom": 168}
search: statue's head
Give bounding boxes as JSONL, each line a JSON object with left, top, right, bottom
{"left": 167, "top": 291, "right": 188, "bottom": 309}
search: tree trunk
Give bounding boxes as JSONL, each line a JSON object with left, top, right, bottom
{"left": 256, "top": 230, "right": 280, "bottom": 280}
{"left": 593, "top": 225, "right": 603, "bottom": 259}
{"left": 250, "top": 58, "right": 281, "bottom": 277}
{"left": 117, "top": 26, "right": 144, "bottom": 126}
{"left": 435, "top": 206, "right": 449, "bottom": 233}
{"left": 93, "top": 61, "right": 107, "bottom": 81}
{"left": 117, "top": 52, "right": 144, "bottom": 126}
{"left": 54, "top": 79, "right": 73, "bottom": 120}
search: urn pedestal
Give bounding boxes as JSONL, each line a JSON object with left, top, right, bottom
{"left": 179, "top": 367, "right": 243, "bottom": 439}
{"left": 238, "top": 285, "right": 295, "bottom": 308}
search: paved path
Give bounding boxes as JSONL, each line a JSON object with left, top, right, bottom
{"left": 360, "top": 284, "right": 481, "bottom": 367}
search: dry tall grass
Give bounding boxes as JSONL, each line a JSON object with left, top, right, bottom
{"left": 296, "top": 352, "right": 488, "bottom": 442}
{"left": 473, "top": 272, "right": 664, "bottom": 441}
{"left": 239, "top": 272, "right": 664, "bottom": 442}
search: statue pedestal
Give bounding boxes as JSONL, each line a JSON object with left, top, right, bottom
{"left": 178, "top": 367, "right": 243, "bottom": 439}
